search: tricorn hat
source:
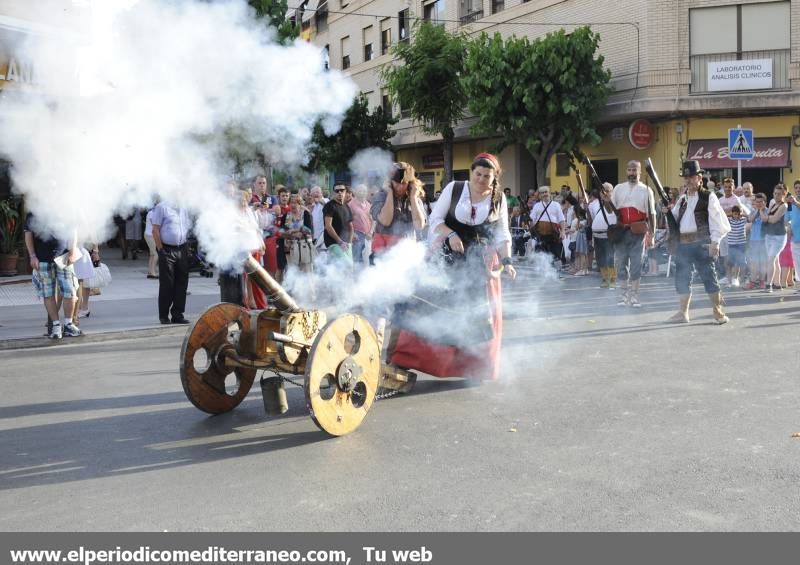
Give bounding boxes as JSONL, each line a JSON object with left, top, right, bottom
{"left": 680, "top": 160, "right": 705, "bottom": 177}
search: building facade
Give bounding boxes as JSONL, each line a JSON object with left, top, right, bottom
{"left": 0, "top": 0, "right": 87, "bottom": 198}
{"left": 303, "top": 0, "right": 800, "bottom": 196}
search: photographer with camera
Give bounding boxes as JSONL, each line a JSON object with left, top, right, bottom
{"left": 370, "top": 162, "right": 427, "bottom": 257}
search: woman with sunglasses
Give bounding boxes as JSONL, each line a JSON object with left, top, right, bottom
{"left": 389, "top": 153, "right": 516, "bottom": 382}
{"left": 370, "top": 162, "right": 427, "bottom": 255}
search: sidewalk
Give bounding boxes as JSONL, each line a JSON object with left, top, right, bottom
{"left": 0, "top": 248, "right": 221, "bottom": 348}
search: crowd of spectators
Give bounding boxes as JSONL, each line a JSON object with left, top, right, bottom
{"left": 504, "top": 172, "right": 798, "bottom": 296}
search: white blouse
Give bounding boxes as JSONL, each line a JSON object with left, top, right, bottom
{"left": 428, "top": 181, "right": 512, "bottom": 246}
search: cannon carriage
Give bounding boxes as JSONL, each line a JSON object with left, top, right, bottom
{"left": 179, "top": 256, "right": 415, "bottom": 436}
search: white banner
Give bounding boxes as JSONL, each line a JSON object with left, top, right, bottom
{"left": 707, "top": 59, "right": 773, "bottom": 91}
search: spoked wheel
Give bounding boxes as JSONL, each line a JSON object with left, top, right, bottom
{"left": 179, "top": 303, "right": 256, "bottom": 414}
{"left": 305, "top": 314, "right": 381, "bottom": 436}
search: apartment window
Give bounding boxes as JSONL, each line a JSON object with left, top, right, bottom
{"left": 322, "top": 44, "right": 330, "bottom": 71}
{"left": 381, "top": 24, "right": 392, "bottom": 55}
{"left": 424, "top": 0, "right": 445, "bottom": 23}
{"left": 341, "top": 0, "right": 348, "bottom": 8}
{"left": 315, "top": 0, "right": 328, "bottom": 32}
{"left": 363, "top": 25, "right": 374, "bottom": 62}
{"left": 381, "top": 91, "right": 393, "bottom": 119}
{"left": 340, "top": 36, "right": 350, "bottom": 70}
{"left": 491, "top": 0, "right": 504, "bottom": 14}
{"left": 555, "top": 154, "right": 571, "bottom": 176}
{"left": 363, "top": 90, "right": 374, "bottom": 108}
{"left": 398, "top": 9, "right": 409, "bottom": 42}
{"left": 459, "top": 0, "right": 483, "bottom": 24}
{"left": 689, "top": 1, "right": 789, "bottom": 92}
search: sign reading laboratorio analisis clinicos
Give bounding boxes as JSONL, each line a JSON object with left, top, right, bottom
{"left": 707, "top": 59, "right": 773, "bottom": 92}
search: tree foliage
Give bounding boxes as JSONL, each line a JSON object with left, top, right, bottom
{"left": 380, "top": 21, "right": 468, "bottom": 184}
{"left": 306, "top": 93, "right": 398, "bottom": 173}
{"left": 248, "top": 0, "right": 300, "bottom": 45}
{"left": 463, "top": 27, "right": 612, "bottom": 186}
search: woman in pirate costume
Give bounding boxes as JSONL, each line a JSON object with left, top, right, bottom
{"left": 389, "top": 153, "right": 517, "bottom": 381}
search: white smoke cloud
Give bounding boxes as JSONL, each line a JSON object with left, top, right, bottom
{"left": 347, "top": 148, "right": 394, "bottom": 191}
{"left": 0, "top": 0, "right": 356, "bottom": 267}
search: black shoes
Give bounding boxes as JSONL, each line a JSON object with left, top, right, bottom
{"left": 171, "top": 316, "right": 190, "bottom": 324}
{"left": 160, "top": 318, "right": 170, "bottom": 325}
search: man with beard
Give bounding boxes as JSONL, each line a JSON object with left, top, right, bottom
{"left": 611, "top": 160, "right": 656, "bottom": 307}
{"left": 665, "top": 160, "right": 731, "bottom": 324}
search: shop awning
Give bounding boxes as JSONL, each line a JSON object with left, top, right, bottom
{"left": 686, "top": 137, "right": 790, "bottom": 168}
{"left": 302, "top": 0, "right": 320, "bottom": 22}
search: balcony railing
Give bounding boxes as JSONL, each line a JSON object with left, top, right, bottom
{"left": 459, "top": 9, "right": 483, "bottom": 25}
{"left": 690, "top": 49, "right": 789, "bottom": 93}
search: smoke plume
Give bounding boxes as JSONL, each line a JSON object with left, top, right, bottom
{"left": 0, "top": 0, "right": 356, "bottom": 267}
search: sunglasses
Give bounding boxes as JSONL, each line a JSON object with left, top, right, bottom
{"left": 334, "top": 188, "right": 346, "bottom": 193}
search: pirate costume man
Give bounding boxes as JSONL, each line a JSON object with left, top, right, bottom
{"left": 528, "top": 186, "right": 565, "bottom": 260}
{"left": 610, "top": 160, "right": 656, "bottom": 307}
{"left": 666, "top": 160, "right": 731, "bottom": 324}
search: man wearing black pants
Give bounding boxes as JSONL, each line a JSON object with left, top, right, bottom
{"left": 151, "top": 202, "right": 192, "bottom": 324}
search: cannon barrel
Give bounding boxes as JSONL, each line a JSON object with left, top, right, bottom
{"left": 243, "top": 255, "right": 300, "bottom": 313}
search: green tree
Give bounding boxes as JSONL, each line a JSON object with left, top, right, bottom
{"left": 463, "top": 27, "right": 612, "bottom": 187}
{"left": 380, "top": 21, "right": 468, "bottom": 184}
{"left": 248, "top": 0, "right": 300, "bottom": 44}
{"left": 306, "top": 93, "right": 397, "bottom": 173}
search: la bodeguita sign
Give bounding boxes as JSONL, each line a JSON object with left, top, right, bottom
{"left": 686, "top": 137, "right": 789, "bottom": 169}
{"left": 707, "top": 59, "right": 772, "bottom": 92}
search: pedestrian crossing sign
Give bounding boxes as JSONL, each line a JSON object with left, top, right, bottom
{"left": 728, "top": 127, "right": 754, "bottom": 160}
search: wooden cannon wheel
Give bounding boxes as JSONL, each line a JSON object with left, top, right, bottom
{"left": 180, "top": 303, "right": 256, "bottom": 414}
{"left": 305, "top": 314, "right": 381, "bottom": 436}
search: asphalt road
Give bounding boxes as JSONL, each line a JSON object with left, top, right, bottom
{"left": 1, "top": 272, "right": 799, "bottom": 531}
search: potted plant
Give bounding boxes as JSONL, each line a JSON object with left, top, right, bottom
{"left": 0, "top": 196, "right": 24, "bottom": 276}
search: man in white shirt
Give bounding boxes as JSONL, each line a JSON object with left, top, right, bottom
{"left": 610, "top": 160, "right": 656, "bottom": 308}
{"left": 528, "top": 186, "right": 565, "bottom": 261}
{"left": 665, "top": 160, "right": 731, "bottom": 324}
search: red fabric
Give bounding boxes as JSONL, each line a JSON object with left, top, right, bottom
{"left": 248, "top": 251, "right": 267, "bottom": 309}
{"left": 389, "top": 258, "right": 503, "bottom": 381}
{"left": 618, "top": 207, "right": 648, "bottom": 225}
{"left": 372, "top": 233, "right": 402, "bottom": 254}
{"left": 263, "top": 236, "right": 278, "bottom": 275}
{"left": 779, "top": 237, "right": 794, "bottom": 268}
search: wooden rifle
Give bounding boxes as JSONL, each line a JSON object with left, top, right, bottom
{"left": 644, "top": 158, "right": 679, "bottom": 252}
{"left": 581, "top": 154, "right": 604, "bottom": 192}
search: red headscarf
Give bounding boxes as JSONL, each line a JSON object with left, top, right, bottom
{"left": 473, "top": 152, "right": 501, "bottom": 172}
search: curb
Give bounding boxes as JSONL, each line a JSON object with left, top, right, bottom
{"left": 0, "top": 324, "right": 190, "bottom": 351}
{"left": 0, "top": 278, "right": 29, "bottom": 286}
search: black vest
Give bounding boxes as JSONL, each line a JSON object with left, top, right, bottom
{"left": 679, "top": 189, "right": 711, "bottom": 237}
{"left": 445, "top": 181, "right": 501, "bottom": 247}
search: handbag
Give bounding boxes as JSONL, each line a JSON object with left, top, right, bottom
{"left": 601, "top": 202, "right": 624, "bottom": 244}
{"left": 84, "top": 262, "right": 112, "bottom": 288}
{"left": 629, "top": 220, "right": 649, "bottom": 235}
{"left": 296, "top": 238, "right": 315, "bottom": 265}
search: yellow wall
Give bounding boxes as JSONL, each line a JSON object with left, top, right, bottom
{"left": 396, "top": 115, "right": 800, "bottom": 196}
{"left": 396, "top": 140, "right": 517, "bottom": 191}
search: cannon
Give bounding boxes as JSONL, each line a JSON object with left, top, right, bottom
{"left": 179, "top": 255, "right": 415, "bottom": 435}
